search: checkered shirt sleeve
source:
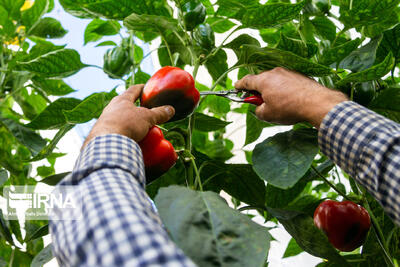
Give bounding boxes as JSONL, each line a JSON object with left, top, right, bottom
{"left": 49, "top": 134, "right": 196, "bottom": 267}
{"left": 319, "top": 101, "right": 400, "bottom": 225}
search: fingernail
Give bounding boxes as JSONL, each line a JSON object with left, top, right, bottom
{"left": 165, "top": 106, "right": 174, "bottom": 116}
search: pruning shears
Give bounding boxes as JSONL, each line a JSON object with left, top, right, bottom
{"left": 199, "top": 89, "right": 264, "bottom": 106}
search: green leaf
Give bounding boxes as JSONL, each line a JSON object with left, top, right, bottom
{"left": 265, "top": 178, "right": 308, "bottom": 209}
{"left": 155, "top": 186, "right": 271, "bottom": 267}
{"left": 245, "top": 105, "right": 274, "bottom": 146}
{"left": 336, "top": 52, "right": 395, "bottom": 87}
{"left": 18, "top": 49, "right": 87, "bottom": 78}
{"left": 29, "top": 124, "right": 74, "bottom": 162}
{"left": 63, "top": 90, "right": 117, "bottom": 124}
{"left": 134, "top": 68, "right": 151, "bottom": 84}
{"left": 377, "top": 24, "right": 400, "bottom": 62}
{"left": 320, "top": 38, "right": 361, "bottom": 66}
{"left": 206, "top": 17, "right": 236, "bottom": 33}
{"left": 40, "top": 172, "right": 70, "bottom": 186}
{"left": 25, "top": 224, "right": 49, "bottom": 242}
{"left": 31, "top": 244, "right": 53, "bottom": 267}
{"left": 252, "top": 128, "right": 319, "bottom": 189}
{"left": 133, "top": 45, "right": 144, "bottom": 63}
{"left": 239, "top": 45, "right": 334, "bottom": 76}
{"left": 310, "top": 16, "right": 336, "bottom": 42}
{"left": 84, "top": 18, "right": 121, "bottom": 44}
{"left": 205, "top": 49, "right": 228, "bottom": 85}
{"left": 29, "top": 17, "right": 68, "bottom": 38}
{"left": 0, "top": 210, "right": 14, "bottom": 245}
{"left": 277, "top": 33, "right": 318, "bottom": 58}
{"left": 27, "top": 98, "right": 82, "bottom": 129}
{"left": 124, "top": 13, "right": 177, "bottom": 34}
{"left": 193, "top": 113, "right": 231, "bottom": 132}
{"left": 339, "top": 0, "right": 400, "bottom": 28}
{"left": 95, "top": 40, "right": 117, "bottom": 47}
{"left": 338, "top": 36, "right": 382, "bottom": 72}
{"left": 369, "top": 87, "right": 400, "bottom": 123}
{"left": 202, "top": 163, "right": 267, "bottom": 208}
{"left": 283, "top": 238, "right": 303, "bottom": 258}
{"left": 21, "top": 0, "right": 49, "bottom": 29}
{"left": 241, "top": 1, "right": 305, "bottom": 29}
{"left": 0, "top": 117, "right": 46, "bottom": 155}
{"left": 32, "top": 77, "right": 76, "bottom": 96}
{"left": 268, "top": 209, "right": 348, "bottom": 265}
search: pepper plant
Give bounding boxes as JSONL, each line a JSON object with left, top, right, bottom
{"left": 0, "top": 0, "right": 400, "bottom": 266}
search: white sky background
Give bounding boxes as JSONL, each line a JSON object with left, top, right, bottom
{"left": 37, "top": 0, "right": 326, "bottom": 266}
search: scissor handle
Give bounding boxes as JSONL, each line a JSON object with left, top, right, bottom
{"left": 244, "top": 95, "right": 263, "bottom": 106}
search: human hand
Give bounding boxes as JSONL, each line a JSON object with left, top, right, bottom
{"left": 235, "top": 67, "right": 348, "bottom": 128}
{"left": 82, "top": 84, "right": 175, "bottom": 149}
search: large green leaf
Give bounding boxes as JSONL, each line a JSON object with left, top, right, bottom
{"left": 338, "top": 36, "right": 382, "bottom": 72}
{"left": 265, "top": 177, "right": 308, "bottom": 209}
{"left": 336, "top": 52, "right": 395, "bottom": 87}
{"left": 155, "top": 186, "right": 270, "bottom": 267}
{"left": 29, "top": 17, "right": 68, "bottom": 38}
{"left": 202, "top": 163, "right": 267, "bottom": 208}
{"left": 206, "top": 17, "right": 236, "bottom": 33}
{"left": 245, "top": 105, "right": 274, "bottom": 146}
{"left": 17, "top": 49, "right": 87, "bottom": 78}
{"left": 277, "top": 33, "right": 318, "bottom": 58}
{"left": 252, "top": 128, "right": 319, "bottom": 189}
{"left": 205, "top": 49, "right": 228, "bottom": 85}
{"left": 31, "top": 244, "right": 53, "bottom": 267}
{"left": 194, "top": 113, "right": 231, "bottom": 132}
{"left": 63, "top": 90, "right": 117, "bottom": 124}
{"left": 369, "top": 87, "right": 400, "bottom": 123}
{"left": 239, "top": 45, "right": 334, "bottom": 76}
{"left": 377, "top": 24, "right": 400, "bottom": 62}
{"left": 27, "top": 98, "right": 82, "bottom": 129}
{"left": 339, "top": 0, "right": 400, "bottom": 28}
{"left": 241, "top": 1, "right": 305, "bottom": 29}
{"left": 60, "top": 0, "right": 171, "bottom": 20}
{"left": 0, "top": 116, "right": 46, "bottom": 155}
{"left": 84, "top": 19, "right": 121, "bottom": 44}
{"left": 123, "top": 13, "right": 177, "bottom": 33}
{"left": 283, "top": 238, "right": 303, "bottom": 258}
{"left": 320, "top": 38, "right": 361, "bottom": 66}
{"left": 29, "top": 124, "right": 74, "bottom": 162}
{"left": 32, "top": 77, "right": 76, "bottom": 96}
{"left": 310, "top": 16, "right": 336, "bottom": 42}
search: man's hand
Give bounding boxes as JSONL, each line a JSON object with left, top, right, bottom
{"left": 235, "top": 67, "right": 348, "bottom": 128}
{"left": 82, "top": 84, "right": 175, "bottom": 149}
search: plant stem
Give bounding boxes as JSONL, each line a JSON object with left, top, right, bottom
{"left": 360, "top": 189, "right": 395, "bottom": 267}
{"left": 311, "top": 165, "right": 351, "bottom": 201}
{"left": 160, "top": 33, "right": 174, "bottom": 66}
{"left": 209, "top": 64, "right": 248, "bottom": 91}
{"left": 191, "top": 157, "right": 203, "bottom": 191}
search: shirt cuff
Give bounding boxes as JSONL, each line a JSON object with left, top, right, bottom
{"left": 69, "top": 134, "right": 146, "bottom": 187}
{"left": 318, "top": 101, "right": 398, "bottom": 178}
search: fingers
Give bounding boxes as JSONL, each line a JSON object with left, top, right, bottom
{"left": 234, "top": 74, "right": 259, "bottom": 90}
{"left": 147, "top": 105, "right": 175, "bottom": 125}
{"left": 255, "top": 103, "right": 272, "bottom": 122}
{"left": 119, "top": 84, "right": 145, "bottom": 102}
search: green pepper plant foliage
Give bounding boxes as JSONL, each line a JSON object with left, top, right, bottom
{"left": 0, "top": 0, "right": 400, "bottom": 266}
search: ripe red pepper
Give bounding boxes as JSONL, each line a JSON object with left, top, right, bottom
{"left": 314, "top": 200, "right": 371, "bottom": 252}
{"left": 141, "top": 66, "right": 200, "bottom": 122}
{"left": 139, "top": 126, "right": 178, "bottom": 182}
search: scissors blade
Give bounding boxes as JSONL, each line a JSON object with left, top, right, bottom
{"left": 199, "top": 90, "right": 239, "bottom": 96}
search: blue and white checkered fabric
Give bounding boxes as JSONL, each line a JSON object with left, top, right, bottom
{"left": 49, "top": 134, "right": 196, "bottom": 267}
{"left": 319, "top": 101, "right": 400, "bottom": 225}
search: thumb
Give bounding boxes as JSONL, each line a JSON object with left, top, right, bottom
{"left": 148, "top": 105, "right": 175, "bottom": 125}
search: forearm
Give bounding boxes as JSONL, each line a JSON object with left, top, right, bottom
{"left": 49, "top": 134, "right": 195, "bottom": 266}
{"left": 319, "top": 101, "right": 400, "bottom": 225}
